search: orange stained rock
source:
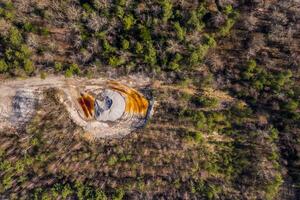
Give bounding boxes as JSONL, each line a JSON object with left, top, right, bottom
{"left": 107, "top": 81, "right": 149, "bottom": 117}
{"left": 78, "top": 93, "right": 95, "bottom": 118}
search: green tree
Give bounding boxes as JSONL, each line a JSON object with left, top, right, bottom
{"left": 135, "top": 42, "right": 143, "bottom": 54}
{"left": 123, "top": 14, "right": 135, "bottom": 30}
{"left": 109, "top": 56, "right": 125, "bottom": 67}
{"left": 8, "top": 27, "right": 22, "bottom": 47}
{"left": 173, "top": 22, "right": 186, "bottom": 41}
{"left": 161, "top": 0, "right": 173, "bottom": 23}
{"left": 144, "top": 43, "right": 157, "bottom": 66}
{"left": 54, "top": 62, "right": 63, "bottom": 72}
{"left": 0, "top": 60, "right": 8, "bottom": 72}
{"left": 122, "top": 39, "right": 130, "bottom": 50}
{"left": 24, "top": 59, "right": 34, "bottom": 74}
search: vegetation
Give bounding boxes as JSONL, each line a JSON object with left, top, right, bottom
{"left": 0, "top": 0, "right": 300, "bottom": 199}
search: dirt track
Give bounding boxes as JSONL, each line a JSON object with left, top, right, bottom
{"left": 0, "top": 75, "right": 152, "bottom": 138}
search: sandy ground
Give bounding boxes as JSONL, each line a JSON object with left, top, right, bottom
{"left": 0, "top": 75, "right": 152, "bottom": 138}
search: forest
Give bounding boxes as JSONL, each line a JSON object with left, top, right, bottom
{"left": 0, "top": 0, "right": 299, "bottom": 199}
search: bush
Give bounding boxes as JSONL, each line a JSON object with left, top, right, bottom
{"left": 187, "top": 11, "right": 204, "bottom": 32}
{"left": 135, "top": 42, "right": 143, "bottom": 54}
{"left": 54, "top": 62, "right": 63, "bottom": 72}
{"left": 192, "top": 96, "right": 219, "bottom": 108}
{"left": 139, "top": 25, "right": 151, "bottom": 42}
{"left": 121, "top": 39, "right": 130, "bottom": 50}
{"left": 203, "top": 34, "right": 216, "bottom": 47}
{"left": 8, "top": 27, "right": 22, "bottom": 47}
{"left": 161, "top": 0, "right": 173, "bottom": 23}
{"left": 169, "top": 53, "right": 182, "bottom": 71}
{"left": 144, "top": 42, "right": 157, "bottom": 66}
{"left": 0, "top": 59, "right": 8, "bottom": 72}
{"left": 219, "top": 18, "right": 235, "bottom": 37}
{"left": 173, "top": 22, "right": 186, "bottom": 41}
{"left": 109, "top": 56, "right": 125, "bottom": 67}
{"left": 24, "top": 60, "right": 34, "bottom": 74}
{"left": 283, "top": 100, "right": 298, "bottom": 112}
{"left": 123, "top": 14, "right": 135, "bottom": 30}
{"left": 65, "top": 69, "right": 73, "bottom": 77}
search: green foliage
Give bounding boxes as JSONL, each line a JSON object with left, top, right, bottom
{"left": 116, "top": 6, "right": 124, "bottom": 18}
{"left": 224, "top": 5, "right": 234, "bottom": 15}
{"left": 8, "top": 27, "right": 22, "bottom": 47}
{"left": 109, "top": 56, "right": 125, "bottom": 67}
{"left": 186, "top": 131, "right": 204, "bottom": 143}
{"left": 139, "top": 25, "right": 151, "bottom": 42}
{"left": 108, "top": 155, "right": 118, "bottom": 166}
{"left": 82, "top": 3, "right": 94, "bottom": 13}
{"left": 24, "top": 59, "right": 35, "bottom": 74}
{"left": 64, "top": 63, "right": 80, "bottom": 77}
{"left": 62, "top": 184, "right": 73, "bottom": 200}
{"left": 283, "top": 100, "right": 298, "bottom": 112}
{"left": 192, "top": 96, "right": 219, "bottom": 108}
{"left": 54, "top": 62, "right": 63, "bottom": 72}
{"left": 189, "top": 44, "right": 210, "bottom": 66}
{"left": 161, "top": 0, "right": 173, "bottom": 23}
{"left": 144, "top": 42, "right": 157, "bottom": 66}
{"left": 40, "top": 71, "right": 47, "bottom": 79}
{"left": 219, "top": 18, "right": 235, "bottom": 37}
{"left": 187, "top": 11, "right": 205, "bottom": 32}
{"left": 0, "top": 59, "right": 8, "bottom": 72}
{"left": 169, "top": 53, "right": 182, "bottom": 71}
{"left": 173, "top": 22, "right": 186, "bottom": 41}
{"left": 112, "top": 188, "right": 125, "bottom": 200}
{"left": 203, "top": 34, "right": 216, "bottom": 47}
{"left": 196, "top": 4, "right": 208, "bottom": 19}
{"left": 121, "top": 39, "right": 130, "bottom": 50}
{"left": 135, "top": 42, "right": 143, "bottom": 54}
{"left": 102, "top": 39, "right": 116, "bottom": 53}
{"left": 123, "top": 14, "right": 135, "bottom": 30}
{"left": 265, "top": 174, "right": 283, "bottom": 200}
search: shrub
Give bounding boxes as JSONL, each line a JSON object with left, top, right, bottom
{"left": 219, "top": 18, "right": 235, "bottom": 37}
{"left": 109, "top": 56, "right": 125, "bottom": 67}
{"left": 144, "top": 42, "right": 157, "bottom": 66}
{"left": 224, "top": 5, "right": 234, "bottom": 15}
{"left": 8, "top": 27, "right": 22, "bottom": 47}
{"left": 196, "top": 4, "right": 207, "bottom": 19}
{"left": 169, "top": 53, "right": 182, "bottom": 71}
{"left": 102, "top": 39, "right": 116, "bottom": 53}
{"left": 161, "top": 0, "right": 173, "bottom": 23}
{"left": 69, "top": 63, "right": 80, "bottom": 74}
{"left": 203, "top": 34, "right": 216, "bottom": 47}
{"left": 139, "top": 25, "right": 151, "bottom": 42}
{"left": 116, "top": 6, "right": 124, "bottom": 18}
{"left": 0, "top": 59, "right": 8, "bottom": 72}
{"left": 65, "top": 69, "right": 73, "bottom": 77}
{"left": 108, "top": 155, "right": 118, "bottom": 166}
{"left": 283, "top": 100, "right": 298, "bottom": 112}
{"left": 123, "top": 14, "right": 135, "bottom": 30}
{"left": 40, "top": 72, "right": 47, "bottom": 79}
{"left": 135, "top": 42, "right": 143, "bottom": 54}
{"left": 24, "top": 59, "right": 34, "bottom": 74}
{"left": 121, "top": 39, "right": 130, "bottom": 50}
{"left": 173, "top": 22, "right": 186, "bottom": 41}
{"left": 54, "top": 62, "right": 63, "bottom": 72}
{"left": 187, "top": 11, "right": 204, "bottom": 32}
{"left": 192, "top": 96, "right": 219, "bottom": 108}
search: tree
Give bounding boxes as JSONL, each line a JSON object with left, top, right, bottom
{"left": 24, "top": 59, "right": 34, "bottom": 74}
{"left": 161, "top": 0, "right": 173, "bottom": 23}
{"left": 123, "top": 14, "right": 135, "bottom": 30}
{"left": 0, "top": 59, "right": 8, "bottom": 72}
{"left": 121, "top": 39, "right": 130, "bottom": 50}
{"left": 8, "top": 27, "right": 22, "bottom": 47}
{"left": 173, "top": 22, "right": 186, "bottom": 41}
